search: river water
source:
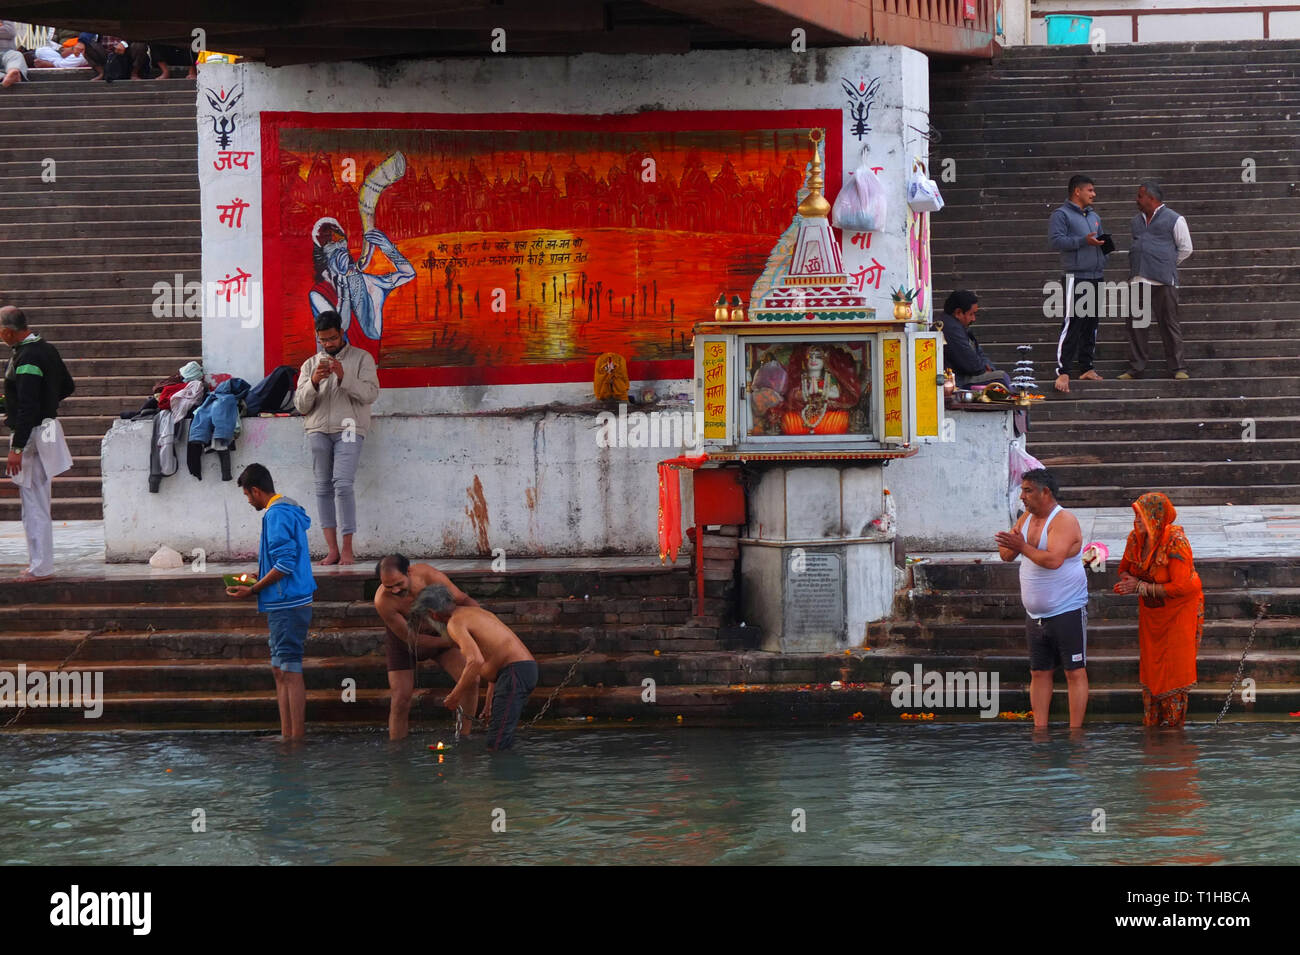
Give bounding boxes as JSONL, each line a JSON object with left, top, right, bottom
{"left": 1, "top": 724, "right": 1295, "bottom": 865}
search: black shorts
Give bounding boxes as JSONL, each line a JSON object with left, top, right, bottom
{"left": 384, "top": 626, "right": 452, "bottom": 672}
{"left": 1026, "top": 607, "right": 1088, "bottom": 671}
{"left": 487, "top": 660, "right": 539, "bottom": 751}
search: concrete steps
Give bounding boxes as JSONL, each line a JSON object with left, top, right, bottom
{"left": 0, "top": 74, "right": 200, "bottom": 522}
{"left": 0, "top": 558, "right": 1288, "bottom": 726}
{"left": 930, "top": 40, "right": 1300, "bottom": 507}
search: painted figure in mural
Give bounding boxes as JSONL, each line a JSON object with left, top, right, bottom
{"left": 780, "top": 343, "right": 863, "bottom": 436}
{"left": 309, "top": 216, "right": 415, "bottom": 342}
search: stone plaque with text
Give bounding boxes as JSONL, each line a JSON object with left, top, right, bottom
{"left": 782, "top": 548, "right": 846, "bottom": 650}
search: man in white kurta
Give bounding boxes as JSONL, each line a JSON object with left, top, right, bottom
{"left": 2, "top": 307, "right": 75, "bottom": 580}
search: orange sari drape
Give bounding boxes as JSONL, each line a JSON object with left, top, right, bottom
{"left": 1116, "top": 493, "right": 1203, "bottom": 700}
{"left": 657, "top": 454, "right": 708, "bottom": 564}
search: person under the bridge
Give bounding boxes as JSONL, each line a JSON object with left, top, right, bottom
{"left": 996, "top": 468, "right": 1090, "bottom": 729}
{"left": 938, "top": 289, "right": 1010, "bottom": 390}
{"left": 1113, "top": 492, "right": 1203, "bottom": 727}
{"left": 1, "top": 20, "right": 28, "bottom": 87}
{"left": 2, "top": 306, "right": 76, "bottom": 581}
{"left": 373, "top": 555, "right": 482, "bottom": 741}
{"left": 1047, "top": 174, "right": 1112, "bottom": 393}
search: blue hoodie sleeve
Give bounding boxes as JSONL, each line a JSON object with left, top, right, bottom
{"left": 1048, "top": 207, "right": 1082, "bottom": 252}
{"left": 266, "top": 507, "right": 304, "bottom": 576}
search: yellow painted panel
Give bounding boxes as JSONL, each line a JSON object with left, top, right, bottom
{"left": 702, "top": 340, "right": 728, "bottom": 439}
{"left": 883, "top": 338, "right": 904, "bottom": 439}
{"left": 914, "top": 338, "right": 938, "bottom": 437}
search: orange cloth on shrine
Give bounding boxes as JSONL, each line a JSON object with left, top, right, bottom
{"left": 1115, "top": 493, "right": 1203, "bottom": 700}
{"left": 780, "top": 410, "right": 850, "bottom": 435}
{"left": 594, "top": 352, "right": 629, "bottom": 402}
{"left": 657, "top": 454, "right": 708, "bottom": 564}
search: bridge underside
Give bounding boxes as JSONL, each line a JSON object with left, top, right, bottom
{"left": 4, "top": 0, "right": 997, "bottom": 65}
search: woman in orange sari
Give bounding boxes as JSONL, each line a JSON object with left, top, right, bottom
{"left": 1114, "top": 493, "right": 1204, "bottom": 726}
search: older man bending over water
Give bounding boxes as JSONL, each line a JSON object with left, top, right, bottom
{"left": 410, "top": 584, "right": 538, "bottom": 751}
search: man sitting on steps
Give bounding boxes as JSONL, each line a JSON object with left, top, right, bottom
{"left": 939, "top": 289, "right": 1011, "bottom": 390}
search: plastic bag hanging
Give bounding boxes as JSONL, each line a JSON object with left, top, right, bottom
{"left": 907, "top": 158, "right": 945, "bottom": 213}
{"left": 831, "top": 162, "right": 888, "bottom": 233}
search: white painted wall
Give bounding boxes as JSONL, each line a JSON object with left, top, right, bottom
{"left": 158, "top": 45, "right": 957, "bottom": 567}
{"left": 101, "top": 410, "right": 694, "bottom": 562}
{"left": 890, "top": 409, "right": 1017, "bottom": 550}
{"left": 196, "top": 46, "right": 930, "bottom": 410}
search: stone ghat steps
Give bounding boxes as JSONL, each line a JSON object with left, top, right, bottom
{"left": 1025, "top": 438, "right": 1299, "bottom": 465}
{"left": 0, "top": 647, "right": 1296, "bottom": 694}
{"left": 905, "top": 587, "right": 1298, "bottom": 621}
{"left": 924, "top": 157, "right": 1300, "bottom": 180}
{"left": 934, "top": 247, "right": 1300, "bottom": 273}
{"left": 4, "top": 682, "right": 1293, "bottom": 727}
{"left": 971, "top": 318, "right": 1300, "bottom": 342}
{"left": 0, "top": 234, "right": 201, "bottom": 255}
{"left": 914, "top": 557, "right": 1299, "bottom": 589}
{"left": 2, "top": 78, "right": 202, "bottom": 523}
{"left": 1028, "top": 395, "right": 1300, "bottom": 420}
{"left": 926, "top": 92, "right": 1300, "bottom": 115}
{"left": 20, "top": 318, "right": 202, "bottom": 339}
{"left": 939, "top": 203, "right": 1300, "bottom": 227}
{"left": 18, "top": 221, "right": 199, "bottom": 240}
{"left": 0, "top": 205, "right": 196, "bottom": 226}
{"left": 0, "top": 623, "right": 741, "bottom": 661}
{"left": 0, "top": 190, "right": 199, "bottom": 214}
{"left": 0, "top": 564, "right": 697, "bottom": 604}
{"left": 1062, "top": 487, "right": 1298, "bottom": 508}
{"left": 0, "top": 497, "right": 100, "bottom": 521}
{"left": 980, "top": 360, "right": 1291, "bottom": 384}
{"left": 42, "top": 338, "right": 202, "bottom": 359}
{"left": 929, "top": 281, "right": 1300, "bottom": 306}
{"left": 0, "top": 593, "right": 709, "bottom": 632}
{"left": 1030, "top": 417, "right": 1300, "bottom": 440}
{"left": 0, "top": 256, "right": 201, "bottom": 285}
{"left": 936, "top": 107, "right": 1300, "bottom": 130}
{"left": 933, "top": 261, "right": 1300, "bottom": 288}
{"left": 870, "top": 619, "right": 1299, "bottom": 651}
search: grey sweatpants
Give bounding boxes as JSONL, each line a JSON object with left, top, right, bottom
{"left": 309, "top": 431, "right": 364, "bottom": 535}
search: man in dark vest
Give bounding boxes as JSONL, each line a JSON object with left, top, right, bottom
{"left": 1120, "top": 180, "right": 1193, "bottom": 381}
{"left": 2, "top": 306, "right": 76, "bottom": 580}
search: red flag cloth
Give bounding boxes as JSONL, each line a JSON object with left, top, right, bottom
{"left": 657, "top": 454, "right": 709, "bottom": 564}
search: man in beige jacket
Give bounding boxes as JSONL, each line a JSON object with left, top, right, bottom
{"left": 293, "top": 311, "right": 380, "bottom": 564}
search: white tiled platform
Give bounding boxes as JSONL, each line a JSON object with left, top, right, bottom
{"left": 3, "top": 506, "right": 1298, "bottom": 580}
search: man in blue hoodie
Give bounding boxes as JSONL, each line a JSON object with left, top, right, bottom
{"left": 226, "top": 463, "right": 316, "bottom": 739}
{"left": 1047, "top": 175, "right": 1111, "bottom": 394}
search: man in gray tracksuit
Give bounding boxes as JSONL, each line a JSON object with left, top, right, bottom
{"left": 1047, "top": 175, "right": 1110, "bottom": 394}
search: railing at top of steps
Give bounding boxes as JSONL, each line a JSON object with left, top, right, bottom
{"left": 12, "top": 22, "right": 55, "bottom": 50}
{"left": 872, "top": 0, "right": 1002, "bottom": 56}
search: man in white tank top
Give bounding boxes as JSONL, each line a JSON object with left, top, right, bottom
{"left": 995, "top": 468, "right": 1090, "bottom": 728}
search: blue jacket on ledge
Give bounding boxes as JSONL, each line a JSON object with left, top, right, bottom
{"left": 257, "top": 495, "right": 315, "bottom": 613}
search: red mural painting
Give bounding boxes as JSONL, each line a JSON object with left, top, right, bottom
{"left": 261, "top": 111, "right": 842, "bottom": 386}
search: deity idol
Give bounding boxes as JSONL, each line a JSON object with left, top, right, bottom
{"left": 780, "top": 343, "right": 863, "bottom": 435}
